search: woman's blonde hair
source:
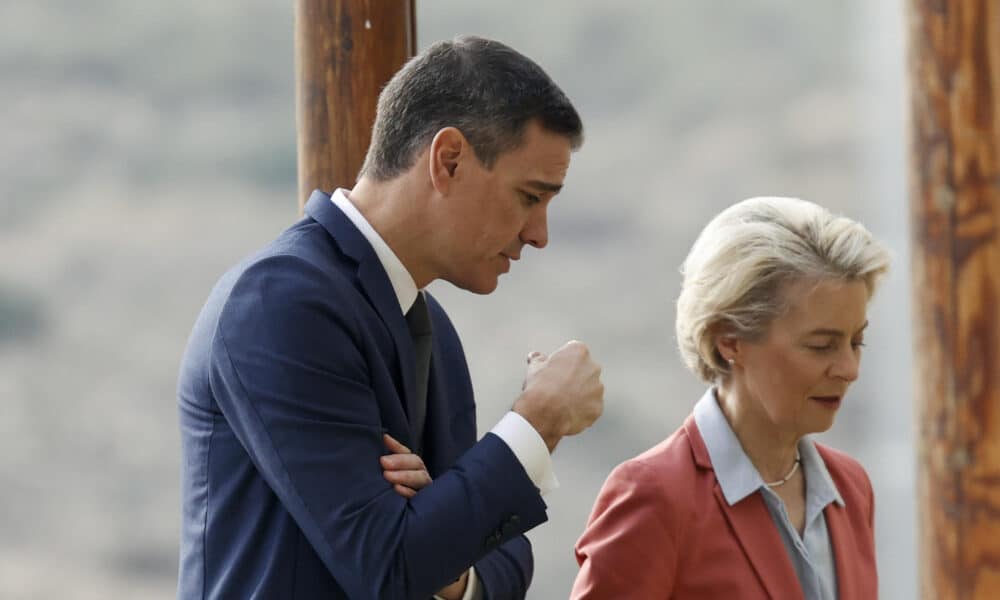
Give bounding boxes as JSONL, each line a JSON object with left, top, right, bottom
{"left": 676, "top": 196, "right": 891, "bottom": 383}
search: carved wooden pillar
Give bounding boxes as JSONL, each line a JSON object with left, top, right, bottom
{"left": 294, "top": 0, "right": 416, "bottom": 210}
{"left": 908, "top": 0, "right": 1000, "bottom": 597}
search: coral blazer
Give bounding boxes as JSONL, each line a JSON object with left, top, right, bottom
{"left": 571, "top": 415, "right": 877, "bottom": 599}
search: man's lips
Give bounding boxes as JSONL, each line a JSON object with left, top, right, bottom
{"left": 499, "top": 253, "right": 520, "bottom": 273}
{"left": 499, "top": 254, "right": 513, "bottom": 273}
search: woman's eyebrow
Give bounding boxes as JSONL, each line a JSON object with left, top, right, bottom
{"left": 805, "top": 321, "right": 870, "bottom": 337}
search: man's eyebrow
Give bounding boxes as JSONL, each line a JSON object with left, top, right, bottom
{"left": 806, "top": 321, "right": 870, "bottom": 337}
{"left": 524, "top": 180, "right": 563, "bottom": 194}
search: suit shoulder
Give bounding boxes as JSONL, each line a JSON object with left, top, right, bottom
{"left": 240, "top": 220, "right": 351, "bottom": 284}
{"left": 213, "top": 220, "right": 360, "bottom": 316}
{"left": 209, "top": 229, "right": 367, "bottom": 347}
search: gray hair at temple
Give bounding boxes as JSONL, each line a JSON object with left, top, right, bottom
{"left": 675, "top": 196, "right": 891, "bottom": 383}
{"left": 358, "top": 35, "right": 583, "bottom": 182}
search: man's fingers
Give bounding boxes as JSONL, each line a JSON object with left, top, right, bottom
{"left": 383, "top": 468, "right": 432, "bottom": 490}
{"left": 555, "top": 339, "right": 587, "bottom": 357}
{"left": 393, "top": 484, "right": 417, "bottom": 499}
{"left": 380, "top": 435, "right": 431, "bottom": 496}
{"left": 380, "top": 453, "right": 427, "bottom": 471}
{"left": 383, "top": 433, "right": 411, "bottom": 454}
{"left": 523, "top": 351, "right": 548, "bottom": 389}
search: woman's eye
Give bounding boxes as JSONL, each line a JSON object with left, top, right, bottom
{"left": 808, "top": 345, "right": 834, "bottom": 352}
{"left": 807, "top": 341, "right": 865, "bottom": 352}
{"left": 521, "top": 191, "right": 541, "bottom": 204}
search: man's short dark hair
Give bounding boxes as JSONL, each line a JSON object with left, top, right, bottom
{"left": 359, "top": 36, "right": 584, "bottom": 181}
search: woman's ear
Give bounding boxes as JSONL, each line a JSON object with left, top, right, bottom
{"left": 715, "top": 332, "right": 740, "bottom": 365}
{"left": 428, "top": 127, "right": 466, "bottom": 194}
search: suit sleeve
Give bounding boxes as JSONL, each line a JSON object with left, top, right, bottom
{"left": 473, "top": 534, "right": 533, "bottom": 600}
{"left": 427, "top": 298, "right": 536, "bottom": 600}
{"left": 570, "top": 460, "right": 679, "bottom": 599}
{"left": 209, "top": 255, "right": 548, "bottom": 600}
{"left": 429, "top": 300, "right": 535, "bottom": 600}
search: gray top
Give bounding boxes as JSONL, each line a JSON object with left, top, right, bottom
{"left": 693, "top": 388, "right": 844, "bottom": 600}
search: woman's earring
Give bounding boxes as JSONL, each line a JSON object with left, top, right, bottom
{"left": 727, "top": 358, "right": 735, "bottom": 366}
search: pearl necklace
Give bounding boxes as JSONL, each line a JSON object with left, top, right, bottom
{"left": 765, "top": 452, "right": 801, "bottom": 487}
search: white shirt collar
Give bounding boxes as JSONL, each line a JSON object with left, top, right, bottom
{"left": 330, "top": 188, "right": 419, "bottom": 313}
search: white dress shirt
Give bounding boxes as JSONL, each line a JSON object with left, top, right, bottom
{"left": 331, "top": 189, "right": 557, "bottom": 600}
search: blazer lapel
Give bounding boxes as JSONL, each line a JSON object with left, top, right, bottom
{"left": 304, "top": 190, "right": 422, "bottom": 448}
{"left": 685, "top": 418, "right": 802, "bottom": 600}
{"left": 824, "top": 503, "right": 858, "bottom": 600}
{"left": 714, "top": 488, "right": 804, "bottom": 600}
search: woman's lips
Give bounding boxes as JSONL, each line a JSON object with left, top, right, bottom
{"left": 811, "top": 395, "right": 842, "bottom": 408}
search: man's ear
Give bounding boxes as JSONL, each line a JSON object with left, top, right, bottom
{"left": 428, "top": 127, "right": 466, "bottom": 194}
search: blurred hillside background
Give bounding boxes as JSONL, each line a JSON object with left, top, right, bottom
{"left": 0, "top": 0, "right": 914, "bottom": 597}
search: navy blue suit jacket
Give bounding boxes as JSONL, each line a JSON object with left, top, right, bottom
{"left": 177, "top": 190, "right": 547, "bottom": 599}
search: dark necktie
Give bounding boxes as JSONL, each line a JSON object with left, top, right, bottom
{"left": 404, "top": 291, "right": 432, "bottom": 454}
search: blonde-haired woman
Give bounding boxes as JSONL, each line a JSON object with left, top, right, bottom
{"left": 572, "top": 197, "right": 889, "bottom": 599}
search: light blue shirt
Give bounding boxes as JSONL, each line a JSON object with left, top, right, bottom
{"left": 693, "top": 389, "right": 844, "bottom": 600}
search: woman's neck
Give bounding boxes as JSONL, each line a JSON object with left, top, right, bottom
{"left": 715, "top": 384, "right": 802, "bottom": 483}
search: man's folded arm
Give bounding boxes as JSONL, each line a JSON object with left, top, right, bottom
{"left": 210, "top": 255, "right": 547, "bottom": 600}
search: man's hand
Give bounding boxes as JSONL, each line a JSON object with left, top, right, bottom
{"left": 513, "top": 340, "right": 604, "bottom": 452}
{"left": 380, "top": 435, "right": 471, "bottom": 599}
{"left": 380, "top": 434, "right": 431, "bottom": 498}
{"left": 435, "top": 570, "right": 470, "bottom": 600}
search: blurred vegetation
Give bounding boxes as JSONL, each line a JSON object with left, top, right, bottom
{"left": 0, "top": 283, "right": 44, "bottom": 344}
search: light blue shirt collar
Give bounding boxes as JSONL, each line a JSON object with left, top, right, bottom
{"left": 693, "top": 388, "right": 845, "bottom": 510}
{"left": 330, "top": 188, "right": 419, "bottom": 313}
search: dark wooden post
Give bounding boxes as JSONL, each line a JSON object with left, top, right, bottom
{"left": 294, "top": 0, "right": 416, "bottom": 211}
{"left": 907, "top": 0, "right": 1000, "bottom": 597}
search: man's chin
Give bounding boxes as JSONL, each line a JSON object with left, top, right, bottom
{"left": 453, "top": 275, "right": 500, "bottom": 295}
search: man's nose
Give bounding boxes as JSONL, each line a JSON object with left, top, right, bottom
{"left": 521, "top": 208, "right": 548, "bottom": 249}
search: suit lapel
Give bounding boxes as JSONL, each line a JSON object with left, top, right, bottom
{"left": 420, "top": 337, "right": 450, "bottom": 475}
{"left": 824, "top": 503, "right": 857, "bottom": 600}
{"left": 304, "top": 190, "right": 422, "bottom": 449}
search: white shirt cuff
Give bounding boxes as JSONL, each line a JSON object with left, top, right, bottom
{"left": 490, "top": 411, "right": 559, "bottom": 496}
{"left": 433, "top": 567, "right": 481, "bottom": 600}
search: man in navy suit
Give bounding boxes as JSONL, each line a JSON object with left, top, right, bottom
{"left": 177, "top": 35, "right": 604, "bottom": 599}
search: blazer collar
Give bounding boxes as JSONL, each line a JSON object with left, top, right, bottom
{"left": 684, "top": 416, "right": 804, "bottom": 600}
{"left": 304, "top": 189, "right": 424, "bottom": 449}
